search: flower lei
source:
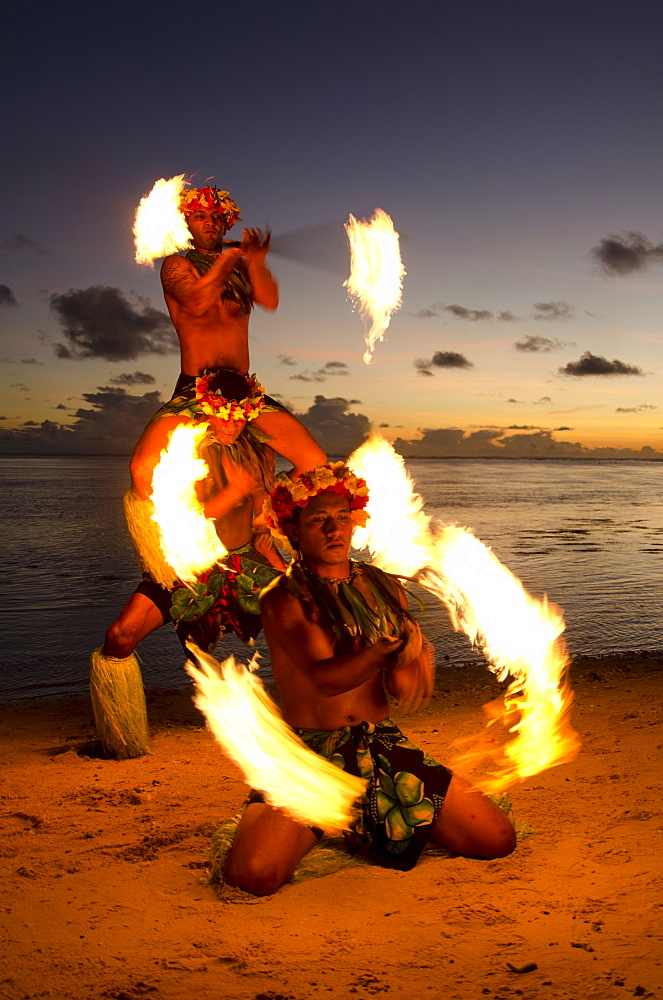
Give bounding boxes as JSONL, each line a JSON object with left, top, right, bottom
{"left": 194, "top": 372, "right": 265, "bottom": 421}
{"left": 179, "top": 187, "right": 242, "bottom": 230}
{"left": 264, "top": 462, "right": 370, "bottom": 547}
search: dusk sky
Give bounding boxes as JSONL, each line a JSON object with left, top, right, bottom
{"left": 1, "top": 0, "right": 661, "bottom": 458}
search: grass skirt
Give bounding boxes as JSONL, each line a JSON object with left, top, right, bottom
{"left": 89, "top": 648, "right": 151, "bottom": 759}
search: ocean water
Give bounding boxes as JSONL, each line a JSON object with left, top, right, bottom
{"left": 1, "top": 456, "right": 661, "bottom": 701}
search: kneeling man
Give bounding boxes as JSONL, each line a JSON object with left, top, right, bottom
{"left": 225, "top": 463, "right": 516, "bottom": 895}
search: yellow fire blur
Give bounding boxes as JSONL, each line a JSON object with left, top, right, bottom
{"left": 185, "top": 644, "right": 366, "bottom": 833}
{"left": 133, "top": 174, "right": 191, "bottom": 265}
{"left": 350, "top": 435, "right": 579, "bottom": 791}
{"left": 344, "top": 209, "right": 405, "bottom": 364}
{"left": 151, "top": 423, "right": 227, "bottom": 584}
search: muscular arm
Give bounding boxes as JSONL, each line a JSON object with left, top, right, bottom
{"left": 383, "top": 602, "right": 435, "bottom": 713}
{"left": 261, "top": 585, "right": 401, "bottom": 698}
{"left": 385, "top": 619, "right": 435, "bottom": 712}
{"left": 241, "top": 229, "right": 279, "bottom": 310}
{"left": 161, "top": 249, "right": 243, "bottom": 317}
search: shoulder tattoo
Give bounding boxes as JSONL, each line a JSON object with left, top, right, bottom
{"left": 161, "top": 256, "right": 196, "bottom": 295}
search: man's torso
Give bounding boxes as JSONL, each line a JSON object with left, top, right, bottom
{"left": 263, "top": 563, "right": 406, "bottom": 731}
{"left": 162, "top": 253, "right": 253, "bottom": 374}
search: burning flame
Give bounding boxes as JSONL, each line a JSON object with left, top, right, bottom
{"left": 151, "top": 423, "right": 226, "bottom": 584}
{"left": 344, "top": 209, "right": 405, "bottom": 364}
{"left": 350, "top": 435, "right": 579, "bottom": 791}
{"left": 133, "top": 174, "right": 191, "bottom": 265}
{"left": 185, "top": 644, "right": 366, "bottom": 833}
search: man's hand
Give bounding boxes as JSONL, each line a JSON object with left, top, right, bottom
{"left": 385, "top": 624, "right": 435, "bottom": 714}
{"left": 373, "top": 634, "right": 405, "bottom": 664}
{"left": 391, "top": 618, "right": 423, "bottom": 672}
{"left": 241, "top": 228, "right": 271, "bottom": 266}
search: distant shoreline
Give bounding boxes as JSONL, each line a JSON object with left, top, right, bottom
{"left": 3, "top": 648, "right": 661, "bottom": 707}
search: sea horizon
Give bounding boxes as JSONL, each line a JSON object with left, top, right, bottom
{"left": 2, "top": 454, "right": 661, "bottom": 702}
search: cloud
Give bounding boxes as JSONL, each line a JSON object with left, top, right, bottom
{"left": 415, "top": 351, "right": 474, "bottom": 376}
{"left": 20, "top": 358, "right": 42, "bottom": 365}
{"left": 50, "top": 287, "right": 177, "bottom": 361}
{"left": 278, "top": 354, "right": 297, "bottom": 366}
{"left": 615, "top": 404, "right": 657, "bottom": 413}
{"left": 413, "top": 303, "right": 523, "bottom": 322}
{"left": 590, "top": 231, "right": 663, "bottom": 276}
{"left": 289, "top": 361, "right": 349, "bottom": 383}
{"left": 392, "top": 427, "right": 662, "bottom": 461}
{"left": 297, "top": 395, "right": 371, "bottom": 456}
{"left": 514, "top": 335, "right": 570, "bottom": 352}
{"left": 532, "top": 301, "right": 575, "bottom": 321}
{"left": 559, "top": 351, "right": 644, "bottom": 377}
{"left": 109, "top": 371, "right": 157, "bottom": 387}
{"left": 1, "top": 234, "right": 48, "bottom": 255}
{"left": 534, "top": 396, "right": 553, "bottom": 404}
{"left": 0, "top": 284, "right": 17, "bottom": 307}
{"left": 444, "top": 304, "right": 492, "bottom": 321}
{"left": 411, "top": 307, "right": 442, "bottom": 319}
{"left": 411, "top": 302, "right": 493, "bottom": 321}
{"left": 0, "top": 386, "right": 163, "bottom": 454}
{"left": 414, "top": 359, "right": 435, "bottom": 377}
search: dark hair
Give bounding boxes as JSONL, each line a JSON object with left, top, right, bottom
{"left": 205, "top": 369, "right": 254, "bottom": 402}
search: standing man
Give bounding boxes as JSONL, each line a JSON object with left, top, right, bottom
{"left": 224, "top": 463, "right": 516, "bottom": 895}
{"left": 130, "top": 186, "right": 326, "bottom": 501}
{"left": 90, "top": 371, "right": 286, "bottom": 760}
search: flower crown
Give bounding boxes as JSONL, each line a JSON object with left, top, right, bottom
{"left": 179, "top": 187, "right": 241, "bottom": 230}
{"left": 194, "top": 372, "right": 265, "bottom": 421}
{"left": 264, "top": 462, "right": 370, "bottom": 547}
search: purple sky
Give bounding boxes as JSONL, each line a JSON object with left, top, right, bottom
{"left": 1, "top": 0, "right": 661, "bottom": 457}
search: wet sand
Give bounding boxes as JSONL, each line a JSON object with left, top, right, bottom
{"left": 1, "top": 652, "right": 661, "bottom": 1000}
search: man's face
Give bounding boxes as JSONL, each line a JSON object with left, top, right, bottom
{"left": 207, "top": 414, "right": 247, "bottom": 445}
{"left": 292, "top": 492, "right": 353, "bottom": 576}
{"left": 185, "top": 208, "right": 226, "bottom": 250}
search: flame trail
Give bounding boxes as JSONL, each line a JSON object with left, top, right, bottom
{"left": 344, "top": 210, "right": 405, "bottom": 364}
{"left": 151, "top": 423, "right": 227, "bottom": 584}
{"left": 133, "top": 174, "right": 191, "bottom": 265}
{"left": 185, "top": 645, "right": 366, "bottom": 832}
{"left": 350, "top": 435, "right": 579, "bottom": 791}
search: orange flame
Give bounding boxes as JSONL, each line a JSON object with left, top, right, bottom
{"left": 350, "top": 435, "right": 579, "bottom": 791}
{"left": 133, "top": 175, "right": 191, "bottom": 265}
{"left": 151, "top": 423, "right": 226, "bottom": 584}
{"left": 185, "top": 644, "right": 366, "bottom": 833}
{"left": 344, "top": 210, "right": 405, "bottom": 364}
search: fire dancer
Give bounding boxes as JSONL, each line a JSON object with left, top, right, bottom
{"left": 224, "top": 464, "right": 516, "bottom": 895}
{"left": 90, "top": 371, "right": 286, "bottom": 760}
{"left": 130, "top": 185, "right": 326, "bottom": 500}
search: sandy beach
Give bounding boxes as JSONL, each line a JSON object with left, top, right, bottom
{"left": 1, "top": 652, "right": 661, "bottom": 1000}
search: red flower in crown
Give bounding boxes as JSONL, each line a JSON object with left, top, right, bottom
{"left": 179, "top": 187, "right": 241, "bottom": 230}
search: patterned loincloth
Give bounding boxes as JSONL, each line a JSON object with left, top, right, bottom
{"left": 296, "top": 719, "right": 453, "bottom": 871}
